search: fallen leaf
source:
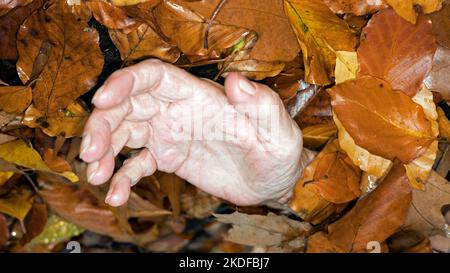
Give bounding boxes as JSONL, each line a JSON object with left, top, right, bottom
{"left": 310, "top": 164, "right": 412, "bottom": 252}
{"left": 301, "top": 123, "right": 337, "bottom": 150}
{"left": 126, "top": 191, "right": 171, "bottom": 218}
{"left": 423, "top": 46, "right": 450, "bottom": 101}
{"left": 0, "top": 139, "right": 78, "bottom": 182}
{"left": 215, "top": 211, "right": 311, "bottom": 252}
{"left": 0, "top": 171, "right": 14, "bottom": 186}
{"left": 0, "top": 133, "right": 16, "bottom": 145}
{"left": 154, "top": 0, "right": 250, "bottom": 62}
{"left": 357, "top": 9, "right": 436, "bottom": 96}
{"left": 16, "top": 0, "right": 104, "bottom": 114}
{"left": 179, "top": 0, "right": 300, "bottom": 63}
{"left": 181, "top": 187, "right": 221, "bottom": 219}
{"left": 334, "top": 51, "right": 357, "bottom": 84}
{"left": 284, "top": 0, "right": 356, "bottom": 85}
{"left": 0, "top": 213, "right": 8, "bottom": 245}
{"left": 109, "top": 22, "right": 180, "bottom": 64}
{"left": 22, "top": 101, "right": 89, "bottom": 138}
{"left": 0, "top": 0, "right": 43, "bottom": 59}
{"left": 20, "top": 203, "right": 48, "bottom": 245}
{"left": 39, "top": 182, "right": 132, "bottom": 242}
{"left": 429, "top": 0, "right": 450, "bottom": 48}
{"left": 0, "top": 86, "right": 32, "bottom": 113}
{"left": 289, "top": 140, "right": 356, "bottom": 223}
{"left": 403, "top": 171, "right": 450, "bottom": 237}
{"left": 86, "top": 0, "right": 138, "bottom": 30}
{"left": 330, "top": 76, "right": 434, "bottom": 163}
{"left": 334, "top": 115, "right": 392, "bottom": 179}
{"left": 0, "top": 186, "right": 34, "bottom": 221}
{"left": 385, "top": 0, "right": 443, "bottom": 24}
{"left": 43, "top": 148, "right": 72, "bottom": 173}
{"left": 0, "top": 0, "right": 33, "bottom": 16}
{"left": 323, "top": 0, "right": 388, "bottom": 15}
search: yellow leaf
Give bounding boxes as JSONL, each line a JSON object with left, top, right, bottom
{"left": 334, "top": 113, "right": 392, "bottom": 179}
{"left": 284, "top": 0, "right": 356, "bottom": 85}
{"left": 335, "top": 51, "right": 358, "bottom": 84}
{"left": 386, "top": 0, "right": 443, "bottom": 24}
{"left": 0, "top": 86, "right": 32, "bottom": 113}
{"left": 302, "top": 123, "right": 337, "bottom": 149}
{"left": 0, "top": 171, "right": 14, "bottom": 186}
{"left": 404, "top": 141, "right": 438, "bottom": 190}
{"left": 437, "top": 107, "right": 450, "bottom": 139}
{"left": 405, "top": 86, "right": 439, "bottom": 189}
{"left": 23, "top": 101, "right": 88, "bottom": 138}
{"left": 0, "top": 139, "right": 78, "bottom": 182}
{"left": 0, "top": 187, "right": 33, "bottom": 221}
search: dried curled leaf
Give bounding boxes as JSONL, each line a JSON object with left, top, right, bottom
{"left": 357, "top": 9, "right": 436, "bottom": 96}
{"left": 215, "top": 211, "right": 311, "bottom": 252}
{"left": 284, "top": 0, "right": 356, "bottom": 85}
{"left": 289, "top": 140, "right": 359, "bottom": 224}
{"left": 385, "top": 0, "right": 443, "bottom": 24}
{"left": 0, "top": 86, "right": 31, "bottom": 113}
{"left": 180, "top": 0, "right": 300, "bottom": 63}
{"left": 424, "top": 46, "right": 450, "bottom": 101}
{"left": 330, "top": 76, "right": 434, "bottom": 163}
{"left": 16, "top": 0, "right": 104, "bottom": 114}
{"left": 109, "top": 22, "right": 180, "bottom": 64}
{"left": 323, "top": 0, "right": 388, "bottom": 15}
{"left": 154, "top": 0, "right": 250, "bottom": 62}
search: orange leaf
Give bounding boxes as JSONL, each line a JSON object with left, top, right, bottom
{"left": 330, "top": 76, "right": 434, "bottom": 163}
{"left": 0, "top": 86, "right": 31, "bottom": 113}
{"left": 357, "top": 9, "right": 436, "bottom": 96}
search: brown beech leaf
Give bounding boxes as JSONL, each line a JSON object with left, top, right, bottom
{"left": 295, "top": 88, "right": 332, "bottom": 128}
{"left": 43, "top": 148, "right": 72, "bottom": 173}
{"left": 385, "top": 0, "right": 443, "bottom": 24}
{"left": 65, "top": 0, "right": 92, "bottom": 22}
{"left": 154, "top": 0, "right": 250, "bottom": 63}
{"left": 20, "top": 203, "right": 48, "bottom": 245}
{"left": 403, "top": 171, "right": 450, "bottom": 237}
{"left": 429, "top": 1, "right": 450, "bottom": 48}
{"left": 215, "top": 212, "right": 312, "bottom": 252}
{"left": 330, "top": 76, "right": 434, "bottom": 163}
{"left": 109, "top": 22, "right": 180, "bottom": 64}
{"left": 0, "top": 0, "right": 32, "bottom": 16}
{"left": 0, "top": 0, "right": 43, "bottom": 59}
{"left": 323, "top": 0, "right": 388, "bottom": 15}
{"left": 39, "top": 182, "right": 133, "bottom": 242}
{"left": 357, "top": 9, "right": 436, "bottom": 96}
{"left": 16, "top": 0, "right": 104, "bottom": 114}
{"left": 22, "top": 101, "right": 89, "bottom": 138}
{"left": 0, "top": 213, "right": 8, "bottom": 245}
{"left": 317, "top": 164, "right": 412, "bottom": 252}
{"left": 424, "top": 46, "right": 450, "bottom": 101}
{"left": 289, "top": 140, "right": 355, "bottom": 224}
{"left": 284, "top": 0, "right": 356, "bottom": 85}
{"left": 86, "top": 0, "right": 138, "bottom": 30}
{"left": 0, "top": 86, "right": 31, "bottom": 113}
{"left": 178, "top": 0, "right": 300, "bottom": 63}
{"left": 159, "top": 173, "right": 185, "bottom": 218}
